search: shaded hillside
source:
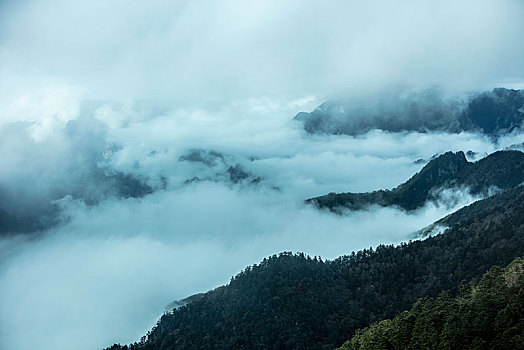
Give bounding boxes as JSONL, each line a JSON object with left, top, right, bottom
{"left": 0, "top": 171, "right": 153, "bottom": 236}
{"left": 107, "top": 185, "right": 524, "bottom": 350}
{"left": 0, "top": 208, "right": 45, "bottom": 235}
{"left": 294, "top": 87, "right": 462, "bottom": 135}
{"left": 294, "top": 88, "right": 524, "bottom": 136}
{"left": 459, "top": 88, "right": 524, "bottom": 135}
{"left": 340, "top": 258, "right": 524, "bottom": 350}
{"left": 308, "top": 150, "right": 524, "bottom": 213}
{"left": 178, "top": 149, "right": 263, "bottom": 185}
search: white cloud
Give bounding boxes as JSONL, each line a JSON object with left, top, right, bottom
{"left": 1, "top": 0, "right": 523, "bottom": 102}
{"left": 0, "top": 93, "right": 512, "bottom": 348}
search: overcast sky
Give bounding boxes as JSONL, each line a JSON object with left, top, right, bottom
{"left": 1, "top": 0, "right": 523, "bottom": 104}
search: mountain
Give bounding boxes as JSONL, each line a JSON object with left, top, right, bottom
{"left": 340, "top": 258, "right": 524, "bottom": 350}
{"left": 107, "top": 185, "right": 524, "bottom": 350}
{"left": 458, "top": 87, "right": 524, "bottom": 135}
{"left": 178, "top": 149, "right": 263, "bottom": 185}
{"left": 294, "top": 88, "right": 524, "bottom": 136}
{"left": 307, "top": 150, "right": 524, "bottom": 213}
{"left": 0, "top": 208, "right": 44, "bottom": 235}
{"left": 0, "top": 170, "right": 153, "bottom": 236}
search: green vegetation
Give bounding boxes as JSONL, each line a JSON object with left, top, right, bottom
{"left": 340, "top": 258, "right": 524, "bottom": 350}
{"left": 308, "top": 150, "right": 524, "bottom": 212}
{"left": 107, "top": 185, "right": 524, "bottom": 350}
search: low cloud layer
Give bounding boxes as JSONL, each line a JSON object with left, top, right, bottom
{"left": 0, "top": 92, "right": 520, "bottom": 349}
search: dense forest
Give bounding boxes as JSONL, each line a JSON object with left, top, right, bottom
{"left": 308, "top": 150, "right": 524, "bottom": 213}
{"left": 340, "top": 258, "right": 524, "bottom": 349}
{"left": 107, "top": 185, "right": 524, "bottom": 350}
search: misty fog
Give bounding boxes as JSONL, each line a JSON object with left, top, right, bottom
{"left": 0, "top": 0, "right": 523, "bottom": 349}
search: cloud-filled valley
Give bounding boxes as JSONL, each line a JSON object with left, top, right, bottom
{"left": 0, "top": 92, "right": 521, "bottom": 349}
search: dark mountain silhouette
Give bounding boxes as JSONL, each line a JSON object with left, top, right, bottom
{"left": 179, "top": 149, "right": 262, "bottom": 185}
{"left": 107, "top": 185, "right": 524, "bottom": 350}
{"left": 294, "top": 88, "right": 524, "bottom": 136}
{"left": 0, "top": 171, "right": 153, "bottom": 236}
{"left": 0, "top": 208, "right": 44, "bottom": 235}
{"left": 307, "top": 150, "right": 524, "bottom": 213}
{"left": 179, "top": 149, "right": 225, "bottom": 167}
{"left": 458, "top": 87, "right": 524, "bottom": 135}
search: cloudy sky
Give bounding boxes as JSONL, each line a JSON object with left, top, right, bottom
{"left": 0, "top": 0, "right": 523, "bottom": 349}
{"left": 1, "top": 0, "right": 523, "bottom": 103}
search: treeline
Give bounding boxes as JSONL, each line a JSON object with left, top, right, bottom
{"left": 340, "top": 258, "right": 524, "bottom": 349}
{"left": 308, "top": 150, "right": 524, "bottom": 212}
{"left": 107, "top": 185, "right": 524, "bottom": 350}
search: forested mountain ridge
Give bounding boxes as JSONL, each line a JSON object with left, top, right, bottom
{"left": 340, "top": 257, "right": 524, "bottom": 349}
{"left": 294, "top": 88, "right": 524, "bottom": 136}
{"left": 307, "top": 150, "right": 524, "bottom": 213}
{"left": 107, "top": 185, "right": 524, "bottom": 350}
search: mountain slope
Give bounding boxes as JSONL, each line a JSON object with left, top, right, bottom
{"left": 107, "top": 185, "right": 524, "bottom": 350}
{"left": 0, "top": 208, "right": 44, "bottom": 235}
{"left": 0, "top": 170, "right": 153, "bottom": 236}
{"left": 294, "top": 87, "right": 462, "bottom": 135}
{"left": 307, "top": 150, "right": 524, "bottom": 213}
{"left": 340, "top": 258, "right": 524, "bottom": 350}
{"left": 294, "top": 88, "right": 524, "bottom": 136}
{"left": 178, "top": 149, "right": 263, "bottom": 186}
{"left": 459, "top": 87, "right": 524, "bottom": 135}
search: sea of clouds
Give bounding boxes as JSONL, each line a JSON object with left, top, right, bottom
{"left": 1, "top": 90, "right": 521, "bottom": 349}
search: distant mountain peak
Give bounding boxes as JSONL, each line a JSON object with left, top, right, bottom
{"left": 423, "top": 150, "right": 468, "bottom": 172}
{"left": 308, "top": 150, "right": 524, "bottom": 212}
{"left": 295, "top": 87, "right": 524, "bottom": 136}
